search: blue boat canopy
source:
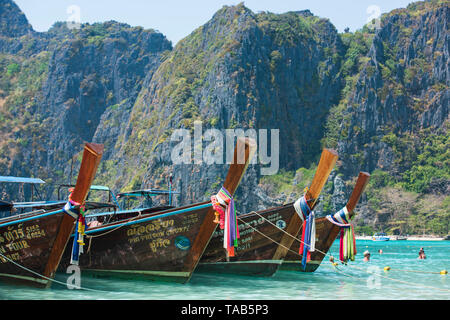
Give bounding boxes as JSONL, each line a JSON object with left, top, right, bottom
{"left": 0, "top": 176, "right": 45, "bottom": 184}
{"left": 117, "top": 189, "right": 180, "bottom": 198}
{"left": 90, "top": 185, "right": 110, "bottom": 191}
{"left": 12, "top": 200, "right": 66, "bottom": 208}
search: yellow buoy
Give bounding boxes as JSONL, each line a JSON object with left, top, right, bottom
{"left": 440, "top": 270, "right": 448, "bottom": 275}
{"left": 384, "top": 266, "right": 391, "bottom": 271}
{"left": 332, "top": 262, "right": 338, "bottom": 267}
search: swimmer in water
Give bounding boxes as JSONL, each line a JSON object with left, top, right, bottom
{"left": 418, "top": 247, "right": 426, "bottom": 259}
{"left": 363, "top": 250, "right": 370, "bottom": 262}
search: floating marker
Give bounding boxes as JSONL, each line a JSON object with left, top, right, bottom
{"left": 440, "top": 270, "right": 448, "bottom": 275}
{"left": 384, "top": 266, "right": 391, "bottom": 271}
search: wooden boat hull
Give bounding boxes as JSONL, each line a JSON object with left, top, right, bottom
{"left": 199, "top": 207, "right": 342, "bottom": 275}
{"left": 59, "top": 202, "right": 214, "bottom": 283}
{"left": 197, "top": 204, "right": 295, "bottom": 277}
{"left": 0, "top": 142, "right": 103, "bottom": 288}
{"left": 196, "top": 260, "right": 281, "bottom": 277}
{"left": 0, "top": 210, "right": 72, "bottom": 288}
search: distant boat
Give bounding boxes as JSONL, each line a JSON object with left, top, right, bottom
{"left": 372, "top": 232, "right": 390, "bottom": 241}
{"left": 395, "top": 235, "right": 408, "bottom": 240}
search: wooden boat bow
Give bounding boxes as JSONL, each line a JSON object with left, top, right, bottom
{"left": 183, "top": 137, "right": 256, "bottom": 278}
{"left": 272, "top": 148, "right": 338, "bottom": 260}
{"left": 41, "top": 142, "right": 103, "bottom": 286}
{"left": 346, "top": 171, "right": 370, "bottom": 218}
{"left": 280, "top": 171, "right": 370, "bottom": 272}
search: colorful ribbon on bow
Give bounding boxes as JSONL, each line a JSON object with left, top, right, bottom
{"left": 211, "top": 186, "right": 239, "bottom": 257}
{"left": 326, "top": 206, "right": 356, "bottom": 263}
{"left": 293, "top": 194, "right": 315, "bottom": 270}
{"left": 63, "top": 188, "right": 88, "bottom": 265}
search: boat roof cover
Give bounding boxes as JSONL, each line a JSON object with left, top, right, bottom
{"left": 90, "top": 185, "right": 110, "bottom": 191}
{"left": 12, "top": 200, "right": 117, "bottom": 210}
{"left": 0, "top": 176, "right": 45, "bottom": 184}
{"left": 12, "top": 200, "right": 66, "bottom": 209}
{"left": 117, "top": 189, "right": 180, "bottom": 198}
{"left": 59, "top": 184, "right": 110, "bottom": 191}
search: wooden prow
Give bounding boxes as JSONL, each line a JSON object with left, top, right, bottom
{"left": 346, "top": 171, "right": 370, "bottom": 217}
{"left": 42, "top": 142, "right": 103, "bottom": 287}
{"left": 183, "top": 137, "right": 256, "bottom": 279}
{"left": 305, "top": 149, "right": 339, "bottom": 205}
{"left": 222, "top": 137, "right": 257, "bottom": 194}
{"left": 70, "top": 143, "right": 104, "bottom": 204}
{"left": 272, "top": 148, "right": 338, "bottom": 260}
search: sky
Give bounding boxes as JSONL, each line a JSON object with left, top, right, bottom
{"left": 14, "top": 0, "right": 416, "bottom": 45}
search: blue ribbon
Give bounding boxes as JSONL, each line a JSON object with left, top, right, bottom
{"left": 302, "top": 213, "right": 316, "bottom": 270}
{"left": 70, "top": 220, "right": 81, "bottom": 265}
{"left": 296, "top": 196, "right": 315, "bottom": 271}
{"left": 63, "top": 201, "right": 79, "bottom": 219}
{"left": 299, "top": 196, "right": 312, "bottom": 219}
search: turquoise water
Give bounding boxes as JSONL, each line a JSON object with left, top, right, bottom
{"left": 0, "top": 240, "right": 448, "bottom": 300}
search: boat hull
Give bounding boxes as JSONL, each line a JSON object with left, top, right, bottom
{"left": 198, "top": 203, "right": 342, "bottom": 276}
{"left": 196, "top": 260, "right": 282, "bottom": 277}
{"left": 59, "top": 202, "right": 215, "bottom": 283}
{"left": 198, "top": 204, "right": 295, "bottom": 277}
{"left": 0, "top": 210, "right": 73, "bottom": 288}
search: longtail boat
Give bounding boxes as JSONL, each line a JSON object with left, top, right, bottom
{"left": 0, "top": 143, "right": 104, "bottom": 288}
{"left": 196, "top": 148, "right": 338, "bottom": 276}
{"left": 280, "top": 171, "right": 370, "bottom": 272}
{"left": 58, "top": 137, "right": 256, "bottom": 283}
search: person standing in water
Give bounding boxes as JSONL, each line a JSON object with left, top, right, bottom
{"left": 418, "top": 247, "right": 426, "bottom": 259}
{"left": 363, "top": 250, "right": 370, "bottom": 262}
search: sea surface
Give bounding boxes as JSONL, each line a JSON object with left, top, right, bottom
{"left": 0, "top": 240, "right": 448, "bottom": 300}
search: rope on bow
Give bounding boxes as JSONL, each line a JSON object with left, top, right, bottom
{"left": 293, "top": 193, "right": 315, "bottom": 270}
{"left": 63, "top": 187, "right": 88, "bottom": 265}
{"left": 326, "top": 206, "right": 356, "bottom": 263}
{"left": 211, "top": 186, "right": 239, "bottom": 257}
